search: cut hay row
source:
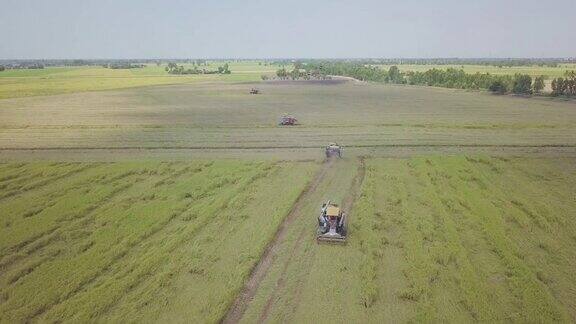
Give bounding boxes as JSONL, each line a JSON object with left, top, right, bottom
{"left": 240, "top": 156, "right": 576, "bottom": 322}
{"left": 0, "top": 160, "right": 318, "bottom": 322}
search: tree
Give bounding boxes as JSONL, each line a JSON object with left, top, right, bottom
{"left": 166, "top": 62, "right": 178, "bottom": 73}
{"left": 565, "top": 71, "right": 576, "bottom": 96}
{"left": 489, "top": 80, "right": 508, "bottom": 94}
{"left": 551, "top": 78, "right": 566, "bottom": 96}
{"left": 276, "top": 68, "right": 288, "bottom": 79}
{"left": 388, "top": 66, "right": 401, "bottom": 83}
{"left": 512, "top": 74, "right": 532, "bottom": 94}
{"left": 290, "top": 67, "right": 300, "bottom": 80}
{"left": 0, "top": 66, "right": 5, "bottom": 72}
{"left": 532, "top": 76, "right": 545, "bottom": 94}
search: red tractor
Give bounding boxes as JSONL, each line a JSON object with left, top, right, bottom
{"left": 278, "top": 115, "right": 298, "bottom": 126}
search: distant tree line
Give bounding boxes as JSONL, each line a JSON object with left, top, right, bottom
{"left": 0, "top": 59, "right": 238, "bottom": 69}
{"left": 103, "top": 63, "right": 145, "bottom": 69}
{"left": 25, "top": 63, "right": 45, "bottom": 69}
{"left": 274, "top": 62, "right": 329, "bottom": 80}
{"left": 279, "top": 62, "right": 386, "bottom": 81}
{"left": 404, "top": 69, "right": 540, "bottom": 95}
{"left": 165, "top": 62, "right": 230, "bottom": 75}
{"left": 1, "top": 58, "right": 574, "bottom": 70}
{"left": 8, "top": 63, "right": 45, "bottom": 69}
{"left": 408, "top": 70, "right": 575, "bottom": 96}
{"left": 551, "top": 71, "right": 576, "bottom": 96}
{"left": 299, "top": 61, "right": 576, "bottom": 97}
{"left": 369, "top": 58, "right": 570, "bottom": 68}
{"left": 268, "top": 58, "right": 576, "bottom": 70}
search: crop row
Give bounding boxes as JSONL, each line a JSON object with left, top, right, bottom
{"left": 241, "top": 156, "right": 576, "bottom": 323}
{"left": 0, "top": 161, "right": 317, "bottom": 322}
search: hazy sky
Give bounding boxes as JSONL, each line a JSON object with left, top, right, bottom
{"left": 1, "top": 0, "right": 575, "bottom": 59}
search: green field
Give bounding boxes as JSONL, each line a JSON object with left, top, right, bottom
{"left": 0, "top": 160, "right": 317, "bottom": 322}
{"left": 2, "top": 157, "right": 575, "bottom": 322}
{"left": 2, "top": 62, "right": 574, "bottom": 100}
{"left": 241, "top": 156, "right": 576, "bottom": 323}
{"left": 376, "top": 64, "right": 576, "bottom": 78}
{"left": 1, "top": 81, "right": 575, "bottom": 160}
{"left": 0, "top": 62, "right": 279, "bottom": 99}
{"left": 1, "top": 71, "right": 575, "bottom": 323}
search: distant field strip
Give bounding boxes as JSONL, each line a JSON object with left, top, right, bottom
{"left": 0, "top": 161, "right": 318, "bottom": 322}
{"left": 0, "top": 63, "right": 276, "bottom": 99}
{"left": 1, "top": 81, "right": 575, "bottom": 161}
{"left": 2, "top": 144, "right": 576, "bottom": 151}
{"left": 377, "top": 64, "right": 576, "bottom": 79}
{"left": 1, "top": 126, "right": 574, "bottom": 150}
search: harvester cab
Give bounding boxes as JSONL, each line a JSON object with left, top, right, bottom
{"left": 317, "top": 200, "right": 347, "bottom": 244}
{"left": 279, "top": 115, "right": 298, "bottom": 126}
{"left": 325, "top": 143, "right": 343, "bottom": 158}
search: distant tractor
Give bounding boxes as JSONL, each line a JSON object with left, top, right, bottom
{"left": 250, "top": 88, "right": 260, "bottom": 94}
{"left": 278, "top": 115, "right": 298, "bottom": 126}
{"left": 325, "top": 143, "right": 343, "bottom": 158}
{"left": 317, "top": 200, "right": 347, "bottom": 244}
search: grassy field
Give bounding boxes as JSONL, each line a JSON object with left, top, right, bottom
{"left": 2, "top": 62, "right": 573, "bottom": 100}
{"left": 1, "top": 76, "right": 575, "bottom": 322}
{"left": 1, "top": 81, "right": 575, "bottom": 161}
{"left": 241, "top": 156, "right": 576, "bottom": 323}
{"left": 0, "top": 160, "right": 317, "bottom": 322}
{"left": 376, "top": 64, "right": 576, "bottom": 78}
{"left": 2, "top": 156, "right": 575, "bottom": 322}
{"left": 0, "top": 62, "right": 280, "bottom": 99}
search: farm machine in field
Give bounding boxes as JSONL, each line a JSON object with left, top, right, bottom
{"left": 250, "top": 88, "right": 260, "bottom": 94}
{"left": 325, "top": 143, "right": 343, "bottom": 158}
{"left": 278, "top": 115, "right": 298, "bottom": 126}
{"left": 317, "top": 200, "right": 347, "bottom": 244}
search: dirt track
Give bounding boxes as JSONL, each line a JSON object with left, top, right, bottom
{"left": 221, "top": 158, "right": 335, "bottom": 324}
{"left": 256, "top": 157, "right": 366, "bottom": 323}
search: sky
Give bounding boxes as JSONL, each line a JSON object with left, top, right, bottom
{"left": 1, "top": 0, "right": 575, "bottom": 59}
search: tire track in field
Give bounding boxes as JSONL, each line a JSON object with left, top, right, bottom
{"left": 97, "top": 163, "right": 286, "bottom": 320}
{"left": 342, "top": 157, "right": 366, "bottom": 212}
{"left": 257, "top": 157, "right": 366, "bottom": 323}
{"left": 221, "top": 158, "right": 335, "bottom": 324}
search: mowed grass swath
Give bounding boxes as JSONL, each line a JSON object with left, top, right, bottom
{"left": 241, "top": 156, "right": 576, "bottom": 323}
{"left": 1, "top": 81, "right": 575, "bottom": 160}
{"left": 0, "top": 160, "right": 318, "bottom": 322}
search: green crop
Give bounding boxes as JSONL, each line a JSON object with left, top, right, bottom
{"left": 0, "top": 160, "right": 317, "bottom": 322}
